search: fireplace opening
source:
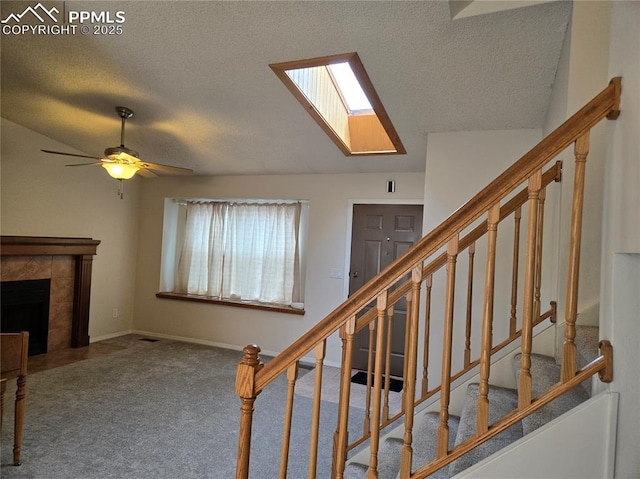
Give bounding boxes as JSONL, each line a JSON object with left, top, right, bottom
{"left": 1, "top": 279, "right": 51, "bottom": 356}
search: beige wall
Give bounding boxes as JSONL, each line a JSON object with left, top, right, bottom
{"left": 0, "top": 118, "right": 140, "bottom": 340}
{"left": 132, "top": 171, "right": 425, "bottom": 365}
{"left": 1, "top": 116, "right": 424, "bottom": 366}
{"left": 1, "top": 116, "right": 544, "bottom": 371}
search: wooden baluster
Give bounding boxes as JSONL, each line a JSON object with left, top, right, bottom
{"left": 333, "top": 316, "right": 356, "bottom": 479}
{"left": 477, "top": 204, "right": 500, "bottom": 434}
{"left": 235, "top": 344, "right": 264, "bottom": 479}
{"left": 534, "top": 188, "right": 546, "bottom": 321}
{"left": 279, "top": 361, "right": 299, "bottom": 479}
{"left": 404, "top": 289, "right": 412, "bottom": 394}
{"left": 437, "top": 235, "right": 459, "bottom": 458}
{"left": 519, "top": 170, "right": 542, "bottom": 409}
{"left": 562, "top": 132, "right": 590, "bottom": 383}
{"left": 383, "top": 305, "right": 394, "bottom": 422}
{"left": 308, "top": 341, "right": 326, "bottom": 479}
{"left": 368, "top": 291, "right": 388, "bottom": 478}
{"left": 464, "top": 242, "right": 476, "bottom": 368}
{"left": 363, "top": 320, "right": 375, "bottom": 435}
{"left": 399, "top": 265, "right": 423, "bottom": 478}
{"left": 510, "top": 207, "right": 522, "bottom": 336}
{"left": 403, "top": 290, "right": 412, "bottom": 408}
{"left": 422, "top": 275, "right": 433, "bottom": 397}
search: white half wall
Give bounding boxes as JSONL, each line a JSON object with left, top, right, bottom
{"left": 0, "top": 119, "right": 140, "bottom": 339}
{"left": 457, "top": 392, "right": 619, "bottom": 479}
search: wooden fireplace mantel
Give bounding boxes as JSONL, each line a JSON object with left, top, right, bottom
{"left": 1, "top": 236, "right": 101, "bottom": 348}
{"left": 0, "top": 236, "right": 100, "bottom": 256}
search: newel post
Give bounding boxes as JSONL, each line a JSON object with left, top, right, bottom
{"left": 235, "top": 344, "right": 263, "bottom": 479}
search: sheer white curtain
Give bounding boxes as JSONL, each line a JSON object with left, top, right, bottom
{"left": 176, "top": 202, "right": 225, "bottom": 295}
{"left": 176, "top": 201, "right": 301, "bottom": 306}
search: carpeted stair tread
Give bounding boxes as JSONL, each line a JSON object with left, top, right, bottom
{"left": 345, "top": 342, "right": 599, "bottom": 478}
{"left": 344, "top": 462, "right": 370, "bottom": 478}
{"left": 345, "top": 412, "right": 460, "bottom": 479}
{"left": 513, "top": 353, "right": 558, "bottom": 396}
{"left": 512, "top": 353, "right": 589, "bottom": 435}
{"left": 398, "top": 411, "right": 459, "bottom": 479}
{"left": 449, "top": 384, "right": 522, "bottom": 476}
{"left": 575, "top": 325, "right": 600, "bottom": 395}
{"left": 344, "top": 436, "right": 404, "bottom": 479}
{"left": 575, "top": 325, "right": 599, "bottom": 368}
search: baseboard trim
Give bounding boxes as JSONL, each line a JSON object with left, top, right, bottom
{"left": 93, "top": 329, "right": 341, "bottom": 369}
{"left": 90, "top": 330, "right": 134, "bottom": 343}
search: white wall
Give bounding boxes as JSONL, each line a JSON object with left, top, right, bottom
{"left": 132, "top": 172, "right": 424, "bottom": 365}
{"left": 422, "top": 129, "right": 544, "bottom": 386}
{"left": 460, "top": 3, "right": 640, "bottom": 476}
{"left": 601, "top": 1, "right": 640, "bottom": 476}
{"left": 0, "top": 119, "right": 140, "bottom": 339}
{"left": 459, "top": 392, "right": 619, "bottom": 479}
{"left": 544, "top": 1, "right": 611, "bottom": 331}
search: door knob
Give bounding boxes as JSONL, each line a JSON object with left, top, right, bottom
{"left": 350, "top": 271, "right": 359, "bottom": 278}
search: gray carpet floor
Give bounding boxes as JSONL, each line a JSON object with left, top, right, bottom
{"left": 0, "top": 335, "right": 364, "bottom": 479}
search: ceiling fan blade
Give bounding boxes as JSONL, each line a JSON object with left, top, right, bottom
{"left": 136, "top": 168, "right": 158, "bottom": 178}
{"left": 138, "top": 160, "right": 193, "bottom": 176}
{"left": 43, "top": 109, "right": 192, "bottom": 179}
{"left": 65, "top": 162, "right": 105, "bottom": 167}
{"left": 41, "top": 149, "right": 102, "bottom": 161}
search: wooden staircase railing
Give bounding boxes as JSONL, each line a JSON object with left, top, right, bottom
{"left": 235, "top": 78, "right": 621, "bottom": 479}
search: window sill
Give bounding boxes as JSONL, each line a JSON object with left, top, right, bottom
{"left": 155, "top": 292, "right": 305, "bottom": 316}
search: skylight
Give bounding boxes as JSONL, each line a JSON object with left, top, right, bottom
{"left": 327, "top": 62, "right": 372, "bottom": 113}
{"left": 271, "top": 52, "right": 405, "bottom": 156}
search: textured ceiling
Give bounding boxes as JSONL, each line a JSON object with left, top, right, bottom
{"left": 1, "top": 1, "right": 571, "bottom": 175}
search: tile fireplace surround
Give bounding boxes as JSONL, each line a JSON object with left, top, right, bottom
{"left": 1, "top": 236, "right": 100, "bottom": 352}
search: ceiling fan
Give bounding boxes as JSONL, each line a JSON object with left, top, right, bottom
{"left": 41, "top": 106, "right": 194, "bottom": 182}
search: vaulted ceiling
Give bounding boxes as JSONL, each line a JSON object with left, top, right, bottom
{"left": 1, "top": 1, "right": 571, "bottom": 175}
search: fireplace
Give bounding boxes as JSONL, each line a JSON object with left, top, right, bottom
{"left": 1, "top": 279, "right": 51, "bottom": 356}
{"left": 0, "top": 236, "right": 100, "bottom": 352}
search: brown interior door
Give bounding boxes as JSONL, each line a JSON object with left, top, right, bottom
{"left": 349, "top": 203, "right": 423, "bottom": 377}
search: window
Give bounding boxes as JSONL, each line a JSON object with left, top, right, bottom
{"left": 270, "top": 52, "right": 406, "bottom": 156}
{"left": 159, "top": 199, "right": 307, "bottom": 312}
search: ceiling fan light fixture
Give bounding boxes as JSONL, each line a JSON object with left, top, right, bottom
{"left": 102, "top": 162, "right": 139, "bottom": 179}
{"left": 104, "top": 146, "right": 139, "bottom": 161}
{"left": 42, "top": 105, "right": 193, "bottom": 184}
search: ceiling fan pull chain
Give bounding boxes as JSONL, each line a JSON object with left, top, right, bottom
{"left": 117, "top": 179, "right": 124, "bottom": 199}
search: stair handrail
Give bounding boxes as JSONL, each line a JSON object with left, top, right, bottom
{"left": 345, "top": 161, "right": 561, "bottom": 451}
{"left": 250, "top": 77, "right": 620, "bottom": 394}
{"left": 235, "top": 78, "right": 621, "bottom": 479}
{"left": 352, "top": 161, "right": 562, "bottom": 336}
{"left": 412, "top": 340, "right": 613, "bottom": 478}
